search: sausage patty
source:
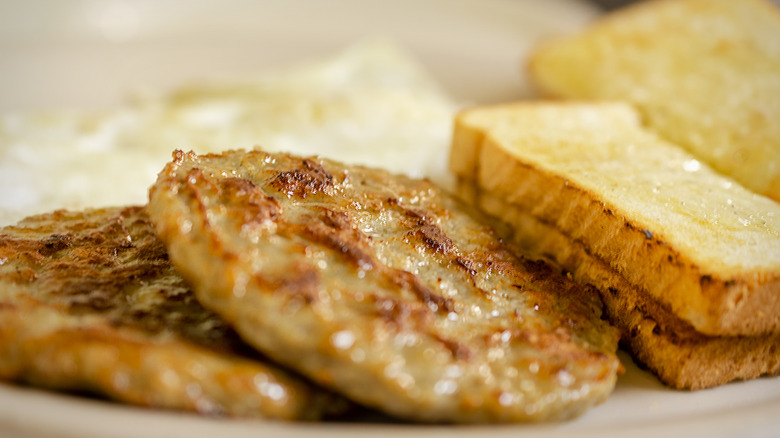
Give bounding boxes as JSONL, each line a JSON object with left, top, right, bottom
{"left": 0, "top": 206, "right": 346, "bottom": 420}
{"left": 148, "top": 149, "right": 621, "bottom": 422}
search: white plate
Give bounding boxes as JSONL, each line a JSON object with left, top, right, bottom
{"left": 0, "top": 1, "right": 778, "bottom": 437}
{"left": 1, "top": 352, "right": 779, "bottom": 438}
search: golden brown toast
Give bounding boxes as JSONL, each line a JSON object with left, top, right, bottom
{"left": 527, "top": 0, "right": 780, "bottom": 201}
{"left": 450, "top": 101, "right": 780, "bottom": 388}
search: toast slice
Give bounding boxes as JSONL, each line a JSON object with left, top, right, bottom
{"left": 450, "top": 102, "right": 780, "bottom": 388}
{"left": 527, "top": 0, "right": 780, "bottom": 201}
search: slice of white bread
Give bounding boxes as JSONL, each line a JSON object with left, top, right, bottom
{"left": 527, "top": 0, "right": 780, "bottom": 201}
{"left": 450, "top": 102, "right": 780, "bottom": 387}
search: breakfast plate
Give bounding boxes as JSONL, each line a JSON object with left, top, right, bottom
{"left": 0, "top": 0, "right": 778, "bottom": 437}
{"left": 1, "top": 351, "right": 778, "bottom": 438}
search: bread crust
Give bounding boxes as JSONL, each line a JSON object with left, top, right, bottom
{"left": 0, "top": 206, "right": 345, "bottom": 419}
{"left": 148, "top": 149, "right": 622, "bottom": 422}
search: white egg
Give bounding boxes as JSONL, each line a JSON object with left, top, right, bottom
{"left": 0, "top": 40, "right": 456, "bottom": 225}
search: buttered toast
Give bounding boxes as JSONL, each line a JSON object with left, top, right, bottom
{"left": 450, "top": 102, "right": 780, "bottom": 388}
{"left": 527, "top": 0, "right": 780, "bottom": 201}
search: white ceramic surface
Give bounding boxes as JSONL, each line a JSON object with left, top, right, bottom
{"left": 0, "top": 1, "right": 778, "bottom": 437}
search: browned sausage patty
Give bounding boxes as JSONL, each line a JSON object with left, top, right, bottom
{"left": 0, "top": 206, "right": 347, "bottom": 420}
{"left": 148, "top": 149, "right": 621, "bottom": 423}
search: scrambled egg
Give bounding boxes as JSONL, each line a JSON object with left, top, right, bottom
{"left": 0, "top": 41, "right": 456, "bottom": 225}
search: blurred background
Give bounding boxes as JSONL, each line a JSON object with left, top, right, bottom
{"left": 0, "top": 0, "right": 602, "bottom": 111}
{"left": 590, "top": 0, "right": 640, "bottom": 10}
{"left": 0, "top": 0, "right": 777, "bottom": 111}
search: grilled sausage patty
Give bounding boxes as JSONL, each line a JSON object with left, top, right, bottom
{"left": 0, "top": 206, "right": 346, "bottom": 420}
{"left": 148, "top": 149, "right": 621, "bottom": 422}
